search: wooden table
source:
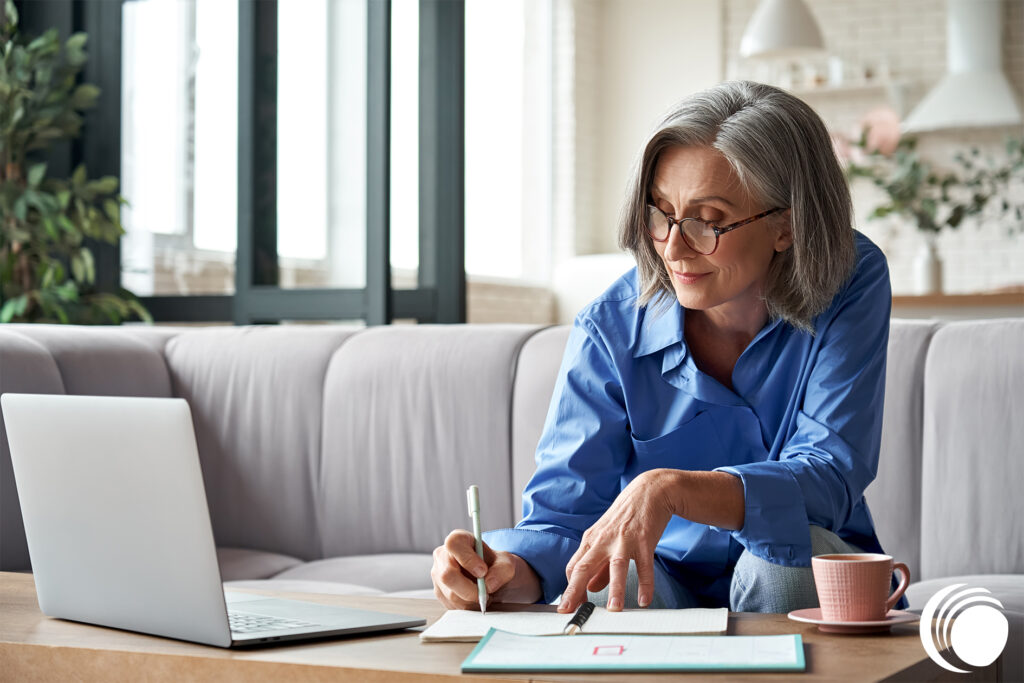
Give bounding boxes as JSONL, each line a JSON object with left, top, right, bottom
{"left": 0, "top": 572, "right": 999, "bottom": 682}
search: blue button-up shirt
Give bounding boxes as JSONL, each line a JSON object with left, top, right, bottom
{"left": 486, "top": 232, "right": 899, "bottom": 608}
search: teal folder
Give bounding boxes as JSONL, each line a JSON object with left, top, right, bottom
{"left": 461, "top": 628, "right": 806, "bottom": 674}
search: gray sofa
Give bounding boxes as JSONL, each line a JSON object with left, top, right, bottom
{"left": 0, "top": 320, "right": 1021, "bottom": 672}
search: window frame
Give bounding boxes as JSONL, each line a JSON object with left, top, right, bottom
{"left": 19, "top": 0, "right": 466, "bottom": 325}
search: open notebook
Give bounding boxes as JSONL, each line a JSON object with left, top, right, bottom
{"left": 420, "top": 606, "right": 728, "bottom": 642}
{"left": 461, "top": 631, "right": 804, "bottom": 674}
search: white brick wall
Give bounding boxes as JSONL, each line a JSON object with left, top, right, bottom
{"left": 725, "top": 0, "right": 1024, "bottom": 294}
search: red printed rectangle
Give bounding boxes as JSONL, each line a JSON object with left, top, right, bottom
{"left": 592, "top": 645, "right": 625, "bottom": 656}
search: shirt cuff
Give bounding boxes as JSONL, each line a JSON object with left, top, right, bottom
{"left": 483, "top": 527, "right": 580, "bottom": 604}
{"left": 710, "top": 462, "right": 813, "bottom": 567}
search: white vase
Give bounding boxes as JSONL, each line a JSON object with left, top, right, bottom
{"left": 912, "top": 233, "right": 943, "bottom": 295}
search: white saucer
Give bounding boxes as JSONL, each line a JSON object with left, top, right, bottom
{"left": 787, "top": 608, "right": 919, "bottom": 634}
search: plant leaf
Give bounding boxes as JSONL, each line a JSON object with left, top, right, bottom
{"left": 71, "top": 164, "right": 86, "bottom": 188}
{"left": 88, "top": 176, "right": 118, "bottom": 195}
{"left": 0, "top": 295, "right": 27, "bottom": 323}
{"left": 71, "top": 252, "right": 84, "bottom": 283}
{"left": 42, "top": 215, "right": 58, "bottom": 239}
{"left": 4, "top": 0, "right": 19, "bottom": 31}
{"left": 103, "top": 198, "right": 120, "bottom": 223}
{"left": 70, "top": 84, "right": 100, "bottom": 110}
{"left": 65, "top": 33, "right": 88, "bottom": 53}
{"left": 27, "top": 162, "right": 47, "bottom": 188}
{"left": 13, "top": 195, "right": 27, "bottom": 221}
{"left": 80, "top": 247, "right": 95, "bottom": 284}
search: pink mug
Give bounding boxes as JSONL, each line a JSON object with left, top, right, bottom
{"left": 811, "top": 553, "right": 910, "bottom": 622}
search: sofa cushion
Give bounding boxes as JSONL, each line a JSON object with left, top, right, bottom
{"left": 920, "top": 319, "right": 1024, "bottom": 580}
{"left": 511, "top": 325, "right": 570, "bottom": 524}
{"left": 7, "top": 324, "right": 175, "bottom": 398}
{"left": 216, "top": 547, "right": 303, "bottom": 581}
{"left": 271, "top": 553, "right": 435, "bottom": 593}
{"left": 318, "top": 325, "right": 542, "bottom": 558}
{"left": 865, "top": 319, "right": 939, "bottom": 582}
{"left": 164, "top": 326, "right": 359, "bottom": 561}
{"left": 906, "top": 575, "right": 1024, "bottom": 615}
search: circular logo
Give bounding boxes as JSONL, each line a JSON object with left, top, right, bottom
{"left": 919, "top": 583, "right": 1009, "bottom": 673}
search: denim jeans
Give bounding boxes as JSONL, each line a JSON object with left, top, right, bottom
{"left": 585, "top": 525, "right": 864, "bottom": 613}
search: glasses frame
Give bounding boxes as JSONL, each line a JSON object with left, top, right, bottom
{"left": 646, "top": 205, "right": 786, "bottom": 255}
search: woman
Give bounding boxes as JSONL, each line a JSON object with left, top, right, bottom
{"left": 431, "top": 80, "right": 905, "bottom": 615}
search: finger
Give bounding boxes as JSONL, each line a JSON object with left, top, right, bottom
{"left": 436, "top": 548, "right": 485, "bottom": 605}
{"left": 564, "top": 546, "right": 582, "bottom": 582}
{"left": 444, "top": 529, "right": 488, "bottom": 579}
{"left": 565, "top": 527, "right": 596, "bottom": 580}
{"left": 433, "top": 578, "right": 460, "bottom": 610}
{"left": 559, "top": 558, "right": 600, "bottom": 613}
{"left": 436, "top": 583, "right": 474, "bottom": 611}
{"left": 586, "top": 565, "right": 610, "bottom": 593}
{"left": 432, "top": 560, "right": 469, "bottom": 610}
{"left": 635, "top": 555, "right": 656, "bottom": 608}
{"left": 484, "top": 552, "right": 516, "bottom": 595}
{"left": 607, "top": 554, "right": 629, "bottom": 611}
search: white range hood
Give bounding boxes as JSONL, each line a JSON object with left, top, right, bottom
{"left": 903, "top": 0, "right": 1023, "bottom": 133}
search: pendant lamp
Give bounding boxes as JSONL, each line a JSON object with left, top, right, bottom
{"left": 739, "top": 0, "right": 825, "bottom": 59}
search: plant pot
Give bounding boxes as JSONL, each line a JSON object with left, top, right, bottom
{"left": 913, "top": 232, "right": 943, "bottom": 295}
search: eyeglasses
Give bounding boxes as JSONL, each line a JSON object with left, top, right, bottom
{"left": 645, "top": 205, "right": 786, "bottom": 255}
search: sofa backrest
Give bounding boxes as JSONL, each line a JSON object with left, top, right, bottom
{"left": 318, "top": 325, "right": 541, "bottom": 557}
{"left": 919, "top": 319, "right": 1024, "bottom": 580}
{"left": 864, "top": 319, "right": 940, "bottom": 581}
{"left": 164, "top": 326, "right": 360, "bottom": 561}
{"left": 0, "top": 318, "right": 1019, "bottom": 582}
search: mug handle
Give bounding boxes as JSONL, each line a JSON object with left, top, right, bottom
{"left": 885, "top": 562, "right": 911, "bottom": 612}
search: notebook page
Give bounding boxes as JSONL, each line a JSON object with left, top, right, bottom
{"left": 584, "top": 607, "right": 728, "bottom": 635}
{"left": 421, "top": 606, "right": 729, "bottom": 642}
{"left": 420, "top": 610, "right": 568, "bottom": 641}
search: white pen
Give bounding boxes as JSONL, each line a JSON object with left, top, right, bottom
{"left": 466, "top": 484, "right": 488, "bottom": 613}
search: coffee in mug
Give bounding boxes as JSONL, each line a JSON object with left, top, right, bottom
{"left": 811, "top": 553, "right": 910, "bottom": 622}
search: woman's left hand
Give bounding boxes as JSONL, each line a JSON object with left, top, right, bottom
{"left": 558, "top": 468, "right": 683, "bottom": 613}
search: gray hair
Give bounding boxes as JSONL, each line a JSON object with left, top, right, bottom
{"left": 618, "top": 80, "right": 856, "bottom": 333}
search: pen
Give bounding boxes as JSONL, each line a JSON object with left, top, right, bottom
{"left": 563, "top": 601, "right": 595, "bottom": 635}
{"left": 466, "top": 485, "right": 487, "bottom": 613}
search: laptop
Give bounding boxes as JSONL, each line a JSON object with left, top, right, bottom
{"left": 1, "top": 393, "right": 426, "bottom": 647}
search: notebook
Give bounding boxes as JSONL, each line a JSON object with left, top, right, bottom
{"left": 461, "top": 629, "right": 805, "bottom": 673}
{"left": 420, "top": 606, "right": 728, "bottom": 642}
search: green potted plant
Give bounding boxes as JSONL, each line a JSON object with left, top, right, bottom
{"left": 0, "top": 0, "right": 150, "bottom": 324}
{"left": 843, "top": 108, "right": 1024, "bottom": 294}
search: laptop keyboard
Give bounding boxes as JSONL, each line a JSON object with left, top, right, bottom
{"left": 228, "top": 610, "right": 322, "bottom": 634}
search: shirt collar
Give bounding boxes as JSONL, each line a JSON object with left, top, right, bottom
{"left": 633, "top": 295, "right": 685, "bottom": 358}
{"left": 633, "top": 295, "right": 788, "bottom": 360}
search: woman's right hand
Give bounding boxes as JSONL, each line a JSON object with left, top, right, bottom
{"left": 431, "top": 529, "right": 543, "bottom": 609}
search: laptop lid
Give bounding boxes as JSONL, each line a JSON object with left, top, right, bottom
{"left": 3, "top": 393, "right": 426, "bottom": 647}
{"left": 2, "top": 394, "right": 236, "bottom": 646}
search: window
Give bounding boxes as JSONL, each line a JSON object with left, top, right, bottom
{"left": 464, "top": 0, "right": 553, "bottom": 283}
{"left": 113, "top": 0, "right": 467, "bottom": 323}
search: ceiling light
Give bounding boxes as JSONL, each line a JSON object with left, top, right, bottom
{"left": 739, "top": 0, "right": 825, "bottom": 60}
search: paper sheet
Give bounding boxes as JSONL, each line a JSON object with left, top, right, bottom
{"left": 420, "top": 606, "right": 728, "bottom": 642}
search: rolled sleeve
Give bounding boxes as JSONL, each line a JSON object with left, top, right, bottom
{"left": 483, "top": 528, "right": 580, "bottom": 604}
{"left": 712, "top": 242, "right": 891, "bottom": 567}
{"left": 712, "top": 462, "right": 812, "bottom": 564}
